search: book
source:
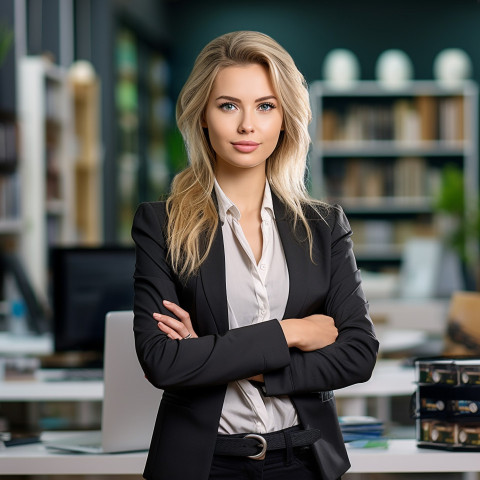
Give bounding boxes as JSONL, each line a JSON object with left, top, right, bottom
{"left": 339, "top": 416, "right": 384, "bottom": 443}
{"left": 415, "top": 95, "right": 438, "bottom": 141}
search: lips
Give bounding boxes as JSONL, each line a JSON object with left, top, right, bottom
{"left": 231, "top": 141, "right": 260, "bottom": 153}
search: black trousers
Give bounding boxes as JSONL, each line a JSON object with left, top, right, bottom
{"left": 209, "top": 446, "right": 328, "bottom": 480}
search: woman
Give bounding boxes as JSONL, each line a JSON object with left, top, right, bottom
{"left": 132, "top": 31, "right": 378, "bottom": 480}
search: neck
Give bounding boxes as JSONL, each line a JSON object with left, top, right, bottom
{"left": 215, "top": 167, "right": 266, "bottom": 214}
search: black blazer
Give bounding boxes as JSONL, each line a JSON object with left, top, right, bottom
{"left": 131, "top": 195, "right": 379, "bottom": 480}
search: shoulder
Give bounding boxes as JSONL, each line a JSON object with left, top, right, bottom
{"left": 134, "top": 201, "right": 168, "bottom": 220}
{"left": 132, "top": 201, "right": 168, "bottom": 237}
{"left": 304, "top": 202, "right": 351, "bottom": 235}
{"left": 271, "top": 192, "right": 351, "bottom": 237}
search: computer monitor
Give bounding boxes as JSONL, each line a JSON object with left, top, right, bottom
{"left": 50, "top": 246, "right": 135, "bottom": 357}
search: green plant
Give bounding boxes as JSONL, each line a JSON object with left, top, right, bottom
{"left": 0, "top": 21, "right": 13, "bottom": 67}
{"left": 434, "top": 163, "right": 480, "bottom": 265}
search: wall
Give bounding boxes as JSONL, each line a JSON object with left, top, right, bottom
{"left": 165, "top": 0, "right": 480, "bottom": 95}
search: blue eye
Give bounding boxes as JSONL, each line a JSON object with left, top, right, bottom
{"left": 219, "top": 102, "right": 236, "bottom": 111}
{"left": 258, "top": 102, "right": 276, "bottom": 112}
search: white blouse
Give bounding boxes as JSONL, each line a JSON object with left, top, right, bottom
{"left": 214, "top": 179, "right": 299, "bottom": 435}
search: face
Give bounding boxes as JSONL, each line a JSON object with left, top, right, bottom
{"left": 202, "top": 63, "right": 283, "bottom": 174}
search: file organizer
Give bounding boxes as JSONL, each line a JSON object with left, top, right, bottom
{"left": 415, "top": 358, "right": 480, "bottom": 450}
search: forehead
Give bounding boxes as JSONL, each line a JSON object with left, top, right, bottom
{"left": 210, "top": 63, "right": 276, "bottom": 97}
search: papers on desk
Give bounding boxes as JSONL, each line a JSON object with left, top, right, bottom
{"left": 339, "top": 416, "right": 387, "bottom": 448}
{"left": 374, "top": 327, "right": 428, "bottom": 354}
{"left": 0, "top": 432, "right": 41, "bottom": 448}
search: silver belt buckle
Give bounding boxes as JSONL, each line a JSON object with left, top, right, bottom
{"left": 244, "top": 433, "right": 267, "bottom": 460}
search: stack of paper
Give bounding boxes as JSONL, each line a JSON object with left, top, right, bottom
{"left": 339, "top": 416, "right": 385, "bottom": 445}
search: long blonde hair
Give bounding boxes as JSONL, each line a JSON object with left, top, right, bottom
{"left": 168, "top": 31, "right": 320, "bottom": 279}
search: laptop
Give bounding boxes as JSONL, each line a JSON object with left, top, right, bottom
{"left": 45, "top": 311, "right": 162, "bottom": 453}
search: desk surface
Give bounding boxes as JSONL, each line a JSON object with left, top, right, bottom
{"left": 0, "top": 360, "right": 415, "bottom": 402}
{"left": 346, "top": 440, "right": 480, "bottom": 473}
{"left": 0, "top": 433, "right": 478, "bottom": 475}
{"left": 0, "top": 333, "right": 52, "bottom": 355}
{"left": 336, "top": 359, "right": 415, "bottom": 398}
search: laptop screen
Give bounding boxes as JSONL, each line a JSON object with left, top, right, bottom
{"left": 51, "top": 246, "right": 135, "bottom": 357}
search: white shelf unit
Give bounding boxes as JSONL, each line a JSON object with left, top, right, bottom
{"left": 309, "top": 80, "right": 479, "bottom": 269}
{"left": 18, "top": 57, "right": 77, "bottom": 300}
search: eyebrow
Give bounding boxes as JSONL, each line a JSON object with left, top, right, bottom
{"left": 215, "top": 95, "right": 278, "bottom": 103}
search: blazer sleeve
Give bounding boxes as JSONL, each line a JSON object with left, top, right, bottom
{"left": 263, "top": 206, "right": 379, "bottom": 396}
{"left": 132, "top": 202, "right": 291, "bottom": 390}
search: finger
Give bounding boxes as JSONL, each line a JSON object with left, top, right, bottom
{"left": 157, "top": 321, "right": 183, "bottom": 340}
{"left": 163, "top": 300, "right": 192, "bottom": 326}
{"left": 156, "top": 314, "right": 186, "bottom": 332}
{"left": 154, "top": 313, "right": 188, "bottom": 336}
{"left": 162, "top": 301, "right": 198, "bottom": 338}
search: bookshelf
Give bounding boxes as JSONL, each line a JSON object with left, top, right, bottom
{"left": 0, "top": 111, "right": 20, "bottom": 328}
{"left": 310, "top": 80, "right": 479, "bottom": 272}
{"left": 70, "top": 73, "right": 102, "bottom": 245}
{"left": 0, "top": 111, "right": 20, "bottom": 238}
{"left": 18, "top": 56, "right": 77, "bottom": 300}
{"left": 114, "top": 27, "right": 172, "bottom": 243}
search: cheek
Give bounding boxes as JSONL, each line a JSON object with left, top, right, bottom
{"left": 206, "top": 116, "right": 231, "bottom": 146}
{"left": 263, "top": 113, "right": 283, "bottom": 136}
{"left": 206, "top": 126, "right": 223, "bottom": 151}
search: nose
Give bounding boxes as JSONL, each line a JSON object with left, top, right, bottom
{"left": 238, "top": 110, "right": 254, "bottom": 134}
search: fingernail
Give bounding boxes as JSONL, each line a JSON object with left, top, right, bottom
{"left": 153, "top": 312, "right": 161, "bottom": 318}
{"left": 163, "top": 300, "right": 171, "bottom": 305}
{"left": 157, "top": 322, "right": 162, "bottom": 328}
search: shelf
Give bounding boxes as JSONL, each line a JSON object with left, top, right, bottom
{"left": 338, "top": 197, "right": 433, "bottom": 215}
{"left": 71, "top": 76, "right": 102, "bottom": 244}
{"left": 311, "top": 79, "right": 478, "bottom": 97}
{"left": 353, "top": 244, "right": 404, "bottom": 262}
{"left": 320, "top": 140, "right": 468, "bottom": 157}
{"left": 0, "top": 219, "right": 23, "bottom": 235}
{"left": 46, "top": 199, "right": 68, "bottom": 216}
{"left": 18, "top": 56, "right": 77, "bottom": 299}
{"left": 309, "top": 80, "right": 479, "bottom": 272}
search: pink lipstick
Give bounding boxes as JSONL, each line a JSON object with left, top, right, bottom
{"left": 232, "top": 141, "right": 259, "bottom": 153}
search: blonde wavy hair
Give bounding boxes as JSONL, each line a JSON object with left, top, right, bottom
{"left": 167, "top": 30, "right": 321, "bottom": 279}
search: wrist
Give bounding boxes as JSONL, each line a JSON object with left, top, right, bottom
{"left": 280, "top": 319, "right": 299, "bottom": 348}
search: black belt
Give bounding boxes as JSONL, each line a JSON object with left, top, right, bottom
{"left": 215, "top": 426, "right": 321, "bottom": 460}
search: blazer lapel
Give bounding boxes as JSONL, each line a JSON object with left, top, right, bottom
{"left": 198, "top": 193, "right": 310, "bottom": 333}
{"left": 199, "top": 223, "right": 229, "bottom": 334}
{"left": 273, "top": 194, "right": 310, "bottom": 320}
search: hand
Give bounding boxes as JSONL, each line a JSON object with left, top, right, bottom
{"left": 281, "top": 314, "right": 338, "bottom": 351}
{"left": 153, "top": 300, "right": 198, "bottom": 340}
{"left": 247, "top": 374, "right": 264, "bottom": 382}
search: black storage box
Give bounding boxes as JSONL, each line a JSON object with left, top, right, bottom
{"left": 414, "top": 358, "right": 480, "bottom": 450}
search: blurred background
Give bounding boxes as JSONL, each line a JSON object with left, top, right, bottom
{"left": 0, "top": 1, "right": 480, "bottom": 477}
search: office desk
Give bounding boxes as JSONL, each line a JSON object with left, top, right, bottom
{"left": 0, "top": 378, "right": 103, "bottom": 402}
{"left": 0, "top": 433, "right": 478, "bottom": 477}
{"left": 336, "top": 359, "right": 415, "bottom": 419}
{"left": 0, "top": 360, "right": 413, "bottom": 425}
{"left": 0, "top": 333, "right": 52, "bottom": 355}
{"left": 0, "top": 360, "right": 411, "bottom": 402}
